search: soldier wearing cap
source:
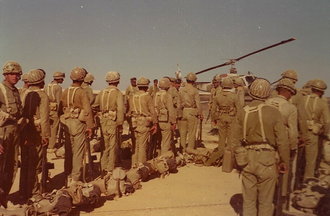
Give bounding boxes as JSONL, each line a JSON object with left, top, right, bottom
{"left": 148, "top": 79, "right": 159, "bottom": 98}
{"left": 154, "top": 78, "right": 176, "bottom": 155}
{"left": 205, "top": 77, "right": 241, "bottom": 166}
{"left": 230, "top": 78, "right": 289, "bottom": 216}
{"left": 266, "top": 78, "right": 298, "bottom": 203}
{"left": 127, "top": 77, "right": 157, "bottom": 167}
{"left": 0, "top": 61, "right": 23, "bottom": 208}
{"left": 44, "top": 71, "right": 65, "bottom": 151}
{"left": 61, "top": 67, "right": 93, "bottom": 185}
{"left": 92, "top": 71, "right": 124, "bottom": 176}
{"left": 82, "top": 72, "right": 95, "bottom": 105}
{"left": 303, "top": 79, "right": 330, "bottom": 179}
{"left": 233, "top": 76, "right": 245, "bottom": 107}
{"left": 20, "top": 69, "right": 50, "bottom": 200}
{"left": 19, "top": 73, "right": 30, "bottom": 98}
{"left": 125, "top": 77, "right": 139, "bottom": 109}
{"left": 177, "top": 72, "right": 203, "bottom": 152}
{"left": 207, "top": 75, "right": 222, "bottom": 134}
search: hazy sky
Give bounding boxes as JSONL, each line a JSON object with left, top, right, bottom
{"left": 1, "top": 0, "right": 329, "bottom": 95}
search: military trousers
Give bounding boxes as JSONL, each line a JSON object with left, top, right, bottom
{"left": 159, "top": 122, "right": 172, "bottom": 155}
{"left": 304, "top": 131, "right": 319, "bottom": 180}
{"left": 48, "top": 111, "right": 60, "bottom": 149}
{"left": 100, "top": 117, "right": 116, "bottom": 173}
{"left": 63, "top": 118, "right": 86, "bottom": 181}
{"left": 0, "top": 123, "right": 19, "bottom": 197}
{"left": 180, "top": 109, "right": 198, "bottom": 151}
{"left": 131, "top": 127, "right": 149, "bottom": 167}
{"left": 19, "top": 134, "right": 42, "bottom": 199}
{"left": 242, "top": 149, "right": 277, "bottom": 216}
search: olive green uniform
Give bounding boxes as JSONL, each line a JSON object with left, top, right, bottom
{"left": 127, "top": 90, "right": 157, "bottom": 167}
{"left": 20, "top": 86, "right": 50, "bottom": 198}
{"left": 148, "top": 85, "right": 159, "bottom": 98}
{"left": 93, "top": 86, "right": 124, "bottom": 173}
{"left": 303, "top": 93, "right": 330, "bottom": 179}
{"left": 177, "top": 83, "right": 202, "bottom": 151}
{"left": 0, "top": 81, "right": 22, "bottom": 199}
{"left": 61, "top": 84, "right": 94, "bottom": 182}
{"left": 125, "top": 85, "right": 139, "bottom": 108}
{"left": 154, "top": 90, "right": 176, "bottom": 155}
{"left": 231, "top": 100, "right": 290, "bottom": 216}
{"left": 81, "top": 82, "right": 95, "bottom": 105}
{"left": 44, "top": 81, "right": 62, "bottom": 149}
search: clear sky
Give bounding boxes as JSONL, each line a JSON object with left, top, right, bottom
{"left": 1, "top": 0, "right": 329, "bottom": 95}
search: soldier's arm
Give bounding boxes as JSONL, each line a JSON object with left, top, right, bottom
{"left": 55, "top": 85, "right": 62, "bottom": 105}
{"left": 116, "top": 91, "right": 124, "bottom": 126}
{"left": 91, "top": 91, "right": 101, "bottom": 112}
{"left": 194, "top": 88, "right": 202, "bottom": 116}
{"left": 40, "top": 92, "right": 51, "bottom": 139}
{"left": 274, "top": 111, "right": 290, "bottom": 167}
{"left": 166, "top": 94, "right": 176, "bottom": 125}
{"left": 296, "top": 93, "right": 308, "bottom": 139}
{"left": 80, "top": 89, "right": 94, "bottom": 129}
{"left": 177, "top": 90, "right": 183, "bottom": 118}
{"left": 321, "top": 101, "right": 330, "bottom": 138}
{"left": 210, "top": 97, "right": 217, "bottom": 122}
{"left": 287, "top": 106, "right": 299, "bottom": 150}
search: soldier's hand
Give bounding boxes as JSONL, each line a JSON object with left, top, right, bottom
{"left": 199, "top": 115, "right": 204, "bottom": 120}
{"left": 278, "top": 163, "right": 287, "bottom": 174}
{"left": 42, "top": 138, "right": 49, "bottom": 147}
{"left": 170, "top": 123, "right": 176, "bottom": 131}
{"left": 298, "top": 137, "right": 306, "bottom": 147}
{"left": 150, "top": 123, "right": 157, "bottom": 135}
{"left": 0, "top": 144, "right": 3, "bottom": 154}
{"left": 212, "top": 121, "right": 217, "bottom": 126}
{"left": 85, "top": 128, "right": 93, "bottom": 138}
{"left": 117, "top": 125, "right": 123, "bottom": 133}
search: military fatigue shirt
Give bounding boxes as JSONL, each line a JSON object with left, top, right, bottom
{"left": 154, "top": 90, "right": 176, "bottom": 125}
{"left": 127, "top": 90, "right": 157, "bottom": 124}
{"left": 93, "top": 86, "right": 124, "bottom": 126}
{"left": 81, "top": 83, "right": 95, "bottom": 105}
{"left": 0, "top": 81, "right": 21, "bottom": 118}
{"left": 61, "top": 83, "right": 94, "bottom": 129}
{"left": 211, "top": 89, "right": 241, "bottom": 121}
{"left": 148, "top": 85, "right": 159, "bottom": 98}
{"left": 266, "top": 95, "right": 298, "bottom": 150}
{"left": 208, "top": 87, "right": 222, "bottom": 109}
{"left": 45, "top": 81, "right": 62, "bottom": 104}
{"left": 125, "top": 85, "right": 139, "bottom": 105}
{"left": 177, "top": 83, "right": 202, "bottom": 118}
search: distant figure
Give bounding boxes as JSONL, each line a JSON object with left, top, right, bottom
{"left": 207, "top": 75, "right": 222, "bottom": 135}
{"left": 232, "top": 77, "right": 245, "bottom": 107}
{"left": 82, "top": 72, "right": 95, "bottom": 105}
{"left": 148, "top": 79, "right": 159, "bottom": 98}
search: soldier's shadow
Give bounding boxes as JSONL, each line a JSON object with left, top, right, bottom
{"left": 229, "top": 193, "right": 243, "bottom": 216}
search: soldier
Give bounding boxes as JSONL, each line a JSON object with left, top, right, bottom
{"left": 0, "top": 61, "right": 23, "bottom": 208}
{"left": 266, "top": 78, "right": 298, "bottom": 204}
{"left": 127, "top": 77, "right": 157, "bottom": 168}
{"left": 231, "top": 78, "right": 290, "bottom": 216}
{"left": 92, "top": 71, "right": 124, "bottom": 176}
{"left": 125, "top": 77, "right": 139, "bottom": 109}
{"left": 61, "top": 67, "right": 93, "bottom": 185}
{"left": 167, "top": 77, "right": 179, "bottom": 110}
{"left": 82, "top": 73, "right": 95, "bottom": 105}
{"left": 154, "top": 78, "right": 176, "bottom": 155}
{"left": 18, "top": 73, "right": 29, "bottom": 97}
{"left": 233, "top": 76, "right": 245, "bottom": 107}
{"left": 20, "top": 69, "right": 50, "bottom": 200}
{"left": 303, "top": 79, "right": 330, "bottom": 180}
{"left": 177, "top": 72, "right": 203, "bottom": 152}
{"left": 207, "top": 75, "right": 222, "bottom": 134}
{"left": 301, "top": 80, "right": 314, "bottom": 96}
{"left": 148, "top": 79, "right": 159, "bottom": 98}
{"left": 44, "top": 71, "right": 65, "bottom": 152}
{"left": 205, "top": 77, "right": 241, "bottom": 166}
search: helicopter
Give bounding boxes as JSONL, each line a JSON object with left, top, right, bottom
{"left": 175, "top": 38, "right": 296, "bottom": 92}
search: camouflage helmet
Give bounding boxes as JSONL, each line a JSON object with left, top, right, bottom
{"left": 53, "top": 71, "right": 65, "bottom": 79}
{"left": 3, "top": 61, "right": 22, "bottom": 75}
{"left": 21, "top": 73, "right": 29, "bottom": 82}
{"left": 212, "top": 74, "right": 221, "bottom": 82}
{"left": 281, "top": 69, "right": 298, "bottom": 82}
{"left": 276, "top": 78, "right": 297, "bottom": 95}
{"left": 248, "top": 78, "right": 271, "bottom": 100}
{"left": 105, "top": 71, "right": 120, "bottom": 84}
{"left": 70, "top": 67, "right": 87, "bottom": 81}
{"left": 27, "top": 69, "right": 45, "bottom": 85}
{"left": 186, "top": 72, "right": 197, "bottom": 82}
{"left": 169, "top": 77, "right": 176, "bottom": 82}
{"left": 159, "top": 77, "right": 171, "bottom": 89}
{"left": 84, "top": 73, "right": 95, "bottom": 83}
{"left": 232, "top": 77, "right": 243, "bottom": 86}
{"left": 221, "top": 77, "right": 234, "bottom": 88}
{"left": 137, "top": 76, "right": 150, "bottom": 87}
{"left": 311, "top": 79, "right": 327, "bottom": 92}
{"left": 302, "top": 80, "right": 314, "bottom": 89}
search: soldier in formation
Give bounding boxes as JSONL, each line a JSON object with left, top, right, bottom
{"left": 207, "top": 75, "right": 221, "bottom": 134}
{"left": 82, "top": 72, "right": 95, "bottom": 105}
{"left": 148, "top": 79, "right": 159, "bottom": 98}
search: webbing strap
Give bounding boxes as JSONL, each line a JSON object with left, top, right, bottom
{"left": 243, "top": 104, "right": 267, "bottom": 142}
{"left": 305, "top": 95, "right": 318, "bottom": 120}
{"left": 101, "top": 88, "right": 115, "bottom": 111}
{"left": 46, "top": 84, "right": 56, "bottom": 101}
{"left": 67, "top": 87, "right": 79, "bottom": 108}
{"left": 133, "top": 93, "right": 148, "bottom": 114}
{"left": 0, "top": 83, "right": 9, "bottom": 112}
{"left": 154, "top": 91, "right": 166, "bottom": 109}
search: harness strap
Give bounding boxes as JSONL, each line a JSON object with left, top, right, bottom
{"left": 243, "top": 104, "right": 268, "bottom": 142}
{"left": 133, "top": 93, "right": 148, "bottom": 115}
{"left": 101, "top": 88, "right": 115, "bottom": 111}
{"left": 67, "top": 87, "right": 79, "bottom": 108}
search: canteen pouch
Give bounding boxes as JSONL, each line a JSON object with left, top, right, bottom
{"left": 49, "top": 102, "right": 58, "bottom": 111}
{"left": 234, "top": 146, "right": 248, "bottom": 167}
{"left": 307, "top": 120, "right": 314, "bottom": 131}
{"left": 131, "top": 116, "right": 137, "bottom": 128}
{"left": 158, "top": 108, "right": 168, "bottom": 122}
{"left": 108, "top": 110, "right": 117, "bottom": 121}
{"left": 312, "top": 123, "right": 323, "bottom": 135}
{"left": 0, "top": 110, "right": 10, "bottom": 127}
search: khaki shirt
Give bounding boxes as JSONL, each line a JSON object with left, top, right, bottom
{"left": 266, "top": 95, "right": 298, "bottom": 150}
{"left": 127, "top": 90, "right": 157, "bottom": 124}
{"left": 236, "top": 86, "right": 245, "bottom": 107}
{"left": 22, "top": 86, "right": 51, "bottom": 139}
{"left": 154, "top": 90, "right": 176, "bottom": 125}
{"left": 177, "top": 83, "right": 202, "bottom": 117}
{"left": 304, "top": 93, "right": 330, "bottom": 137}
{"left": 93, "top": 86, "right": 124, "bottom": 126}
{"left": 231, "top": 100, "right": 290, "bottom": 166}
{"left": 81, "top": 83, "right": 95, "bottom": 105}
{"left": 211, "top": 89, "right": 241, "bottom": 121}
{"left": 0, "top": 81, "right": 21, "bottom": 118}
{"left": 148, "top": 85, "right": 159, "bottom": 98}
{"left": 125, "top": 85, "right": 139, "bottom": 105}
{"left": 61, "top": 83, "right": 94, "bottom": 129}
{"left": 208, "top": 87, "right": 222, "bottom": 109}
{"left": 44, "top": 81, "right": 62, "bottom": 104}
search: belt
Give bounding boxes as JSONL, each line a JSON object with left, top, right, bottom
{"left": 183, "top": 107, "right": 195, "bottom": 110}
{"left": 245, "top": 144, "right": 275, "bottom": 151}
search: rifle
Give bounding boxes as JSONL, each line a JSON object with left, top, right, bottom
{"left": 56, "top": 123, "right": 64, "bottom": 149}
{"left": 275, "top": 172, "right": 284, "bottom": 216}
{"left": 115, "top": 126, "right": 122, "bottom": 167}
{"left": 40, "top": 142, "right": 54, "bottom": 193}
{"left": 86, "top": 137, "right": 96, "bottom": 181}
{"left": 286, "top": 157, "right": 294, "bottom": 210}
{"left": 195, "top": 117, "right": 203, "bottom": 148}
{"left": 294, "top": 145, "right": 305, "bottom": 190}
{"left": 0, "top": 128, "right": 7, "bottom": 208}
{"left": 205, "top": 110, "right": 211, "bottom": 124}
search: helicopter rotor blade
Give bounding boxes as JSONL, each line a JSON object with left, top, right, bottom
{"left": 195, "top": 38, "right": 296, "bottom": 75}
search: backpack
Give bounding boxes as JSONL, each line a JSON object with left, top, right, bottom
{"left": 106, "top": 167, "right": 127, "bottom": 197}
